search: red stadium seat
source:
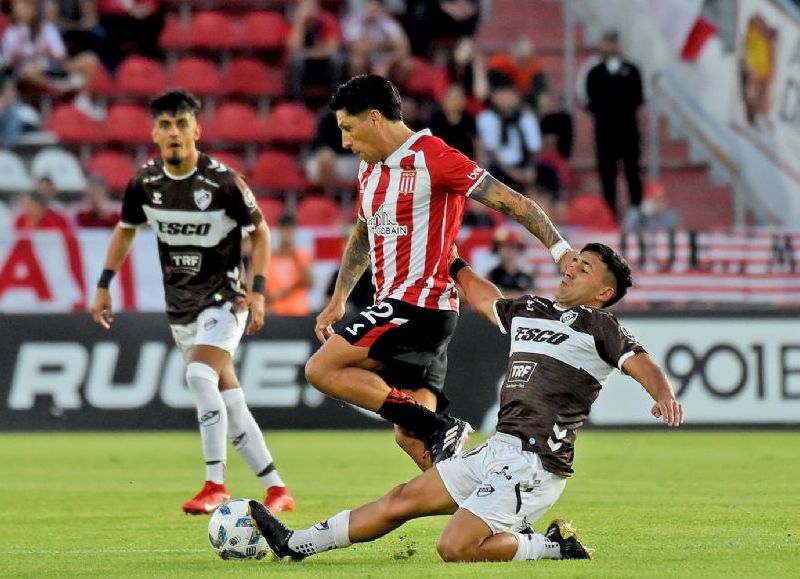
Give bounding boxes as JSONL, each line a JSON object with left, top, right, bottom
{"left": 189, "top": 11, "right": 238, "bottom": 50}
{"left": 296, "top": 196, "right": 342, "bottom": 226}
{"left": 403, "top": 58, "right": 446, "bottom": 98}
{"left": 87, "top": 65, "right": 116, "bottom": 97}
{"left": 252, "top": 150, "right": 308, "bottom": 191}
{"left": 239, "top": 12, "right": 289, "bottom": 51}
{"left": 115, "top": 56, "right": 168, "bottom": 97}
{"left": 88, "top": 151, "right": 137, "bottom": 191}
{"left": 207, "top": 102, "right": 268, "bottom": 143}
{"left": 48, "top": 103, "right": 104, "bottom": 144}
{"left": 170, "top": 56, "right": 222, "bottom": 96}
{"left": 256, "top": 196, "right": 285, "bottom": 226}
{"left": 206, "top": 150, "right": 247, "bottom": 176}
{"left": 567, "top": 194, "right": 617, "bottom": 229}
{"left": 159, "top": 15, "right": 192, "bottom": 51}
{"left": 265, "top": 102, "right": 315, "bottom": 144}
{"left": 104, "top": 104, "right": 153, "bottom": 143}
{"left": 222, "top": 58, "right": 286, "bottom": 98}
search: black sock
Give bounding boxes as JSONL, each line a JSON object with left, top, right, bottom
{"left": 377, "top": 388, "right": 449, "bottom": 439}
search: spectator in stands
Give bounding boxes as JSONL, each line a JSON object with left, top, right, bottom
{"left": 287, "top": 0, "right": 343, "bottom": 101}
{"left": 441, "top": 37, "right": 489, "bottom": 114}
{"left": 622, "top": 182, "right": 680, "bottom": 232}
{"left": 404, "top": 0, "right": 482, "bottom": 56}
{"left": 400, "top": 93, "right": 426, "bottom": 132}
{"left": 585, "top": 30, "right": 644, "bottom": 219}
{"left": 306, "top": 110, "right": 360, "bottom": 197}
{"left": 74, "top": 175, "right": 120, "bottom": 228}
{"left": 44, "top": 0, "right": 107, "bottom": 63}
{"left": 96, "top": 0, "right": 164, "bottom": 71}
{"left": 430, "top": 83, "right": 477, "bottom": 159}
{"left": 341, "top": 0, "right": 410, "bottom": 79}
{"left": 266, "top": 213, "right": 313, "bottom": 316}
{"left": 488, "top": 229, "right": 534, "bottom": 298}
{"left": 0, "top": 71, "right": 41, "bottom": 146}
{"left": 488, "top": 35, "right": 548, "bottom": 110}
{"left": 13, "top": 189, "right": 70, "bottom": 231}
{"left": 476, "top": 72, "right": 541, "bottom": 193}
{"left": 537, "top": 91, "right": 573, "bottom": 160}
{"left": 2, "top": 0, "right": 103, "bottom": 119}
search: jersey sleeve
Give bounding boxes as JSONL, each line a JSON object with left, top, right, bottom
{"left": 492, "top": 297, "right": 520, "bottom": 334}
{"left": 227, "top": 173, "right": 263, "bottom": 231}
{"left": 428, "top": 143, "right": 487, "bottom": 198}
{"left": 119, "top": 176, "right": 147, "bottom": 228}
{"left": 594, "top": 315, "right": 646, "bottom": 370}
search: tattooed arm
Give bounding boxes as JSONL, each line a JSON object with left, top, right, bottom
{"left": 315, "top": 219, "right": 371, "bottom": 341}
{"left": 470, "top": 174, "right": 574, "bottom": 270}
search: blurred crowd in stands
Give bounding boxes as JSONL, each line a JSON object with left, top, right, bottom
{"left": 0, "top": 0, "right": 690, "bottom": 312}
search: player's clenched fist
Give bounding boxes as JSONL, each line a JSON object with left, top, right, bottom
{"left": 91, "top": 288, "right": 114, "bottom": 330}
{"left": 315, "top": 300, "right": 345, "bottom": 342}
{"left": 651, "top": 397, "right": 684, "bottom": 427}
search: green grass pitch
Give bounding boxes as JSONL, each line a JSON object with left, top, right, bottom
{"left": 2, "top": 430, "right": 799, "bottom": 578}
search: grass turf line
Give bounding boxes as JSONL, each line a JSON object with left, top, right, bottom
{"left": 1, "top": 430, "right": 798, "bottom": 578}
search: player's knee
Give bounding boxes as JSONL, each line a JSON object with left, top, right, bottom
{"left": 304, "top": 354, "right": 329, "bottom": 389}
{"left": 436, "top": 536, "right": 474, "bottom": 562}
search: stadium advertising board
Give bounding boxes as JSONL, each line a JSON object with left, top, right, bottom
{"left": 1, "top": 312, "right": 798, "bottom": 430}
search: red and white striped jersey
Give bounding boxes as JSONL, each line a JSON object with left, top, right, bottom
{"left": 357, "top": 129, "right": 487, "bottom": 311}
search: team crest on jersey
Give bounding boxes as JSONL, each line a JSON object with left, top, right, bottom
{"left": 560, "top": 310, "right": 578, "bottom": 326}
{"left": 193, "top": 189, "right": 212, "bottom": 210}
{"left": 398, "top": 169, "right": 417, "bottom": 195}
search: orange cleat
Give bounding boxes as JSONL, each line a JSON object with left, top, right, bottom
{"left": 263, "top": 486, "right": 296, "bottom": 513}
{"left": 182, "top": 481, "right": 230, "bottom": 515}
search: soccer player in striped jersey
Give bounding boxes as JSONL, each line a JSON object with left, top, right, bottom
{"left": 306, "top": 74, "right": 575, "bottom": 469}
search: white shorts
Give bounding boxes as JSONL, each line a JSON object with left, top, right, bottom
{"left": 436, "top": 432, "right": 567, "bottom": 534}
{"left": 169, "top": 302, "right": 248, "bottom": 363}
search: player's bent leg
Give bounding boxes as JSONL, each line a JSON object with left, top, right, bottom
{"left": 218, "top": 362, "right": 295, "bottom": 513}
{"left": 437, "top": 508, "right": 503, "bottom": 562}
{"left": 394, "top": 387, "right": 439, "bottom": 470}
{"left": 305, "top": 335, "right": 390, "bottom": 410}
{"left": 249, "top": 463, "right": 458, "bottom": 560}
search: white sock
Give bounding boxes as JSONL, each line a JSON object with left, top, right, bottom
{"left": 288, "top": 510, "right": 352, "bottom": 556}
{"left": 220, "top": 388, "right": 285, "bottom": 488}
{"left": 512, "top": 531, "right": 562, "bottom": 561}
{"left": 186, "top": 362, "right": 227, "bottom": 485}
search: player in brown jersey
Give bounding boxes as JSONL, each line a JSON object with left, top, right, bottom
{"left": 90, "top": 90, "right": 295, "bottom": 515}
{"left": 247, "top": 242, "right": 682, "bottom": 563}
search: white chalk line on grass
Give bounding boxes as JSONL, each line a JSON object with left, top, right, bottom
{"left": 3, "top": 548, "right": 207, "bottom": 555}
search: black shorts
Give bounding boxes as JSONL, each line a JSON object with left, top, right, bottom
{"left": 337, "top": 298, "right": 458, "bottom": 411}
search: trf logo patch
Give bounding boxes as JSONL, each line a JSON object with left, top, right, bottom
{"left": 507, "top": 361, "right": 537, "bottom": 386}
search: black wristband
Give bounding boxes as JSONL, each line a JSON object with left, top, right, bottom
{"left": 449, "top": 258, "right": 469, "bottom": 279}
{"left": 97, "top": 269, "right": 116, "bottom": 289}
{"left": 251, "top": 274, "right": 266, "bottom": 295}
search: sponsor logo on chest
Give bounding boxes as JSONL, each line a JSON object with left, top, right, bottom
{"left": 367, "top": 203, "right": 408, "bottom": 237}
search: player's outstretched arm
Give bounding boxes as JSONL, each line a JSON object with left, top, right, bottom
{"left": 623, "top": 353, "right": 684, "bottom": 427}
{"left": 470, "top": 175, "right": 575, "bottom": 272}
{"left": 453, "top": 263, "right": 504, "bottom": 326}
{"left": 315, "top": 220, "right": 371, "bottom": 341}
{"left": 245, "top": 220, "right": 270, "bottom": 335}
{"left": 91, "top": 225, "right": 138, "bottom": 329}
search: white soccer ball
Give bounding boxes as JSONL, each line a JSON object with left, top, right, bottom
{"left": 208, "top": 499, "right": 269, "bottom": 560}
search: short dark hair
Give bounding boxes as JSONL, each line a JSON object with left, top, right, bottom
{"left": 149, "top": 89, "right": 201, "bottom": 118}
{"left": 581, "top": 243, "right": 632, "bottom": 307}
{"left": 329, "top": 74, "right": 402, "bottom": 121}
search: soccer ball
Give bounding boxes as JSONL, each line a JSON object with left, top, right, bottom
{"left": 207, "top": 499, "right": 269, "bottom": 560}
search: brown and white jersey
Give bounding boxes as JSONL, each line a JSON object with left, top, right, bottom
{"left": 119, "top": 153, "right": 263, "bottom": 324}
{"left": 492, "top": 295, "right": 645, "bottom": 477}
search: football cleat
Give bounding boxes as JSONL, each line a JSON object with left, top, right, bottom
{"left": 248, "top": 500, "right": 306, "bottom": 561}
{"left": 427, "top": 416, "right": 473, "bottom": 463}
{"left": 182, "top": 481, "right": 230, "bottom": 515}
{"left": 264, "top": 486, "right": 296, "bottom": 513}
{"left": 545, "top": 519, "right": 593, "bottom": 559}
